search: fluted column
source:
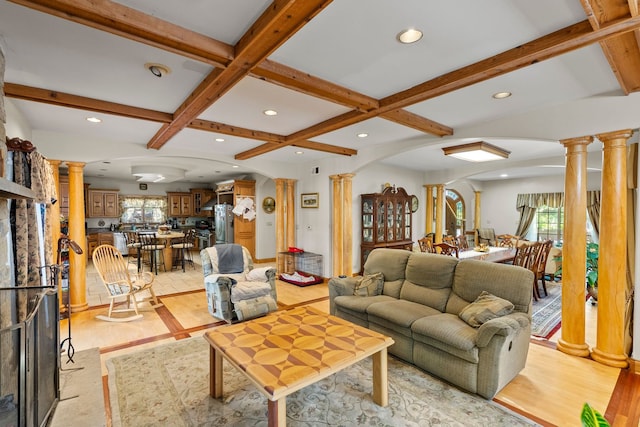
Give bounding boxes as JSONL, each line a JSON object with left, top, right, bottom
{"left": 557, "top": 136, "right": 592, "bottom": 358}
{"left": 48, "top": 160, "right": 63, "bottom": 306}
{"left": 435, "top": 185, "right": 444, "bottom": 243}
{"left": 330, "top": 175, "right": 343, "bottom": 276}
{"left": 341, "top": 174, "right": 355, "bottom": 277}
{"left": 592, "top": 129, "right": 633, "bottom": 368}
{"left": 424, "top": 185, "right": 434, "bottom": 234}
{"left": 274, "top": 179, "right": 286, "bottom": 273}
{"left": 474, "top": 191, "right": 481, "bottom": 246}
{"left": 286, "top": 179, "right": 296, "bottom": 250}
{"left": 66, "top": 161, "right": 87, "bottom": 312}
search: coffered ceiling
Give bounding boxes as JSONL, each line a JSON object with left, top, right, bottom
{"left": 2, "top": 0, "right": 640, "bottom": 183}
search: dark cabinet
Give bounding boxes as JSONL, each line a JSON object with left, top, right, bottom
{"left": 360, "top": 186, "right": 413, "bottom": 269}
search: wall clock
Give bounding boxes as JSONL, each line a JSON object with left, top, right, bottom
{"left": 411, "top": 195, "right": 419, "bottom": 213}
{"left": 262, "top": 197, "right": 276, "bottom": 214}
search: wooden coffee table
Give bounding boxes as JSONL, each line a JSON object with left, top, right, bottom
{"left": 204, "top": 306, "right": 394, "bottom": 426}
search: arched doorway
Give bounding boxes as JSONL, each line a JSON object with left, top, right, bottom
{"left": 445, "top": 189, "right": 465, "bottom": 236}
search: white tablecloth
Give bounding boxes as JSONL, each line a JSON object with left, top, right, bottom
{"left": 458, "top": 246, "right": 508, "bottom": 259}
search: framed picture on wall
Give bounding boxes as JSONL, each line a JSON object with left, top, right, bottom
{"left": 301, "top": 193, "right": 319, "bottom": 208}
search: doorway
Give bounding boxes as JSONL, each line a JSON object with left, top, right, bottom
{"left": 445, "top": 189, "right": 465, "bottom": 236}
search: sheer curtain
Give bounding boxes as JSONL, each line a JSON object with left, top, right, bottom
{"left": 514, "top": 192, "right": 564, "bottom": 238}
{"left": 587, "top": 190, "right": 601, "bottom": 241}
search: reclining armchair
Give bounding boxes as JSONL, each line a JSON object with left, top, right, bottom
{"left": 201, "top": 244, "right": 277, "bottom": 323}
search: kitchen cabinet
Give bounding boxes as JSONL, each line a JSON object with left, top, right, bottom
{"left": 87, "top": 189, "right": 119, "bottom": 217}
{"left": 167, "top": 192, "right": 193, "bottom": 217}
{"left": 360, "top": 186, "right": 414, "bottom": 269}
{"left": 190, "top": 188, "right": 214, "bottom": 217}
{"left": 86, "top": 232, "right": 114, "bottom": 260}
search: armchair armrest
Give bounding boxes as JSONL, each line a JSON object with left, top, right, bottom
{"left": 328, "top": 276, "right": 361, "bottom": 298}
{"left": 476, "top": 312, "right": 530, "bottom": 347}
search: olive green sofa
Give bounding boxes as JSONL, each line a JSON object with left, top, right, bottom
{"left": 328, "top": 248, "right": 533, "bottom": 399}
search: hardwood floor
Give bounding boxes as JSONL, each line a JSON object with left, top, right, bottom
{"left": 62, "top": 254, "right": 639, "bottom": 427}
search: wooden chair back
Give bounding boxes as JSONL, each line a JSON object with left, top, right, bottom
{"left": 455, "top": 234, "right": 469, "bottom": 250}
{"left": 418, "top": 237, "right": 436, "bottom": 253}
{"left": 433, "top": 242, "right": 459, "bottom": 258}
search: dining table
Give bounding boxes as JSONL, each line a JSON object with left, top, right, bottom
{"left": 457, "top": 246, "right": 516, "bottom": 263}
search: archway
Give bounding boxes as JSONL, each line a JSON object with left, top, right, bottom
{"left": 445, "top": 189, "right": 465, "bottom": 236}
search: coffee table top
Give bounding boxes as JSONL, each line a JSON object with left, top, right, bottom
{"left": 204, "top": 306, "right": 393, "bottom": 400}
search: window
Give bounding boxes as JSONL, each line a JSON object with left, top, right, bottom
{"left": 120, "top": 196, "right": 167, "bottom": 224}
{"left": 536, "top": 205, "right": 564, "bottom": 241}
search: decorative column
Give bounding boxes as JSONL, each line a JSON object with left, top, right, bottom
{"left": 474, "top": 191, "right": 481, "bottom": 245}
{"left": 48, "top": 160, "right": 63, "bottom": 306}
{"left": 341, "top": 174, "right": 354, "bottom": 277}
{"left": 285, "top": 179, "right": 296, "bottom": 250}
{"left": 424, "top": 185, "right": 434, "bottom": 234}
{"left": 330, "top": 175, "right": 344, "bottom": 276}
{"left": 592, "top": 129, "right": 633, "bottom": 368}
{"left": 435, "top": 184, "right": 444, "bottom": 243}
{"left": 275, "top": 179, "right": 286, "bottom": 273}
{"left": 557, "top": 136, "right": 592, "bottom": 358}
{"left": 66, "top": 161, "right": 88, "bottom": 312}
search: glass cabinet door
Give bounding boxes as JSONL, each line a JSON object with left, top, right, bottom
{"left": 404, "top": 201, "right": 411, "bottom": 239}
{"left": 386, "top": 201, "right": 394, "bottom": 241}
{"left": 377, "top": 200, "right": 385, "bottom": 242}
{"left": 362, "top": 198, "right": 374, "bottom": 242}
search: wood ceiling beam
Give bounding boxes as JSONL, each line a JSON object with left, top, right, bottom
{"left": 252, "top": 59, "right": 379, "bottom": 112}
{"left": 3, "top": 82, "right": 174, "bottom": 123}
{"left": 188, "top": 119, "right": 285, "bottom": 143}
{"left": 146, "top": 0, "right": 334, "bottom": 150}
{"left": 7, "top": 0, "right": 233, "bottom": 68}
{"left": 581, "top": 0, "right": 640, "bottom": 94}
{"left": 380, "top": 109, "right": 453, "bottom": 137}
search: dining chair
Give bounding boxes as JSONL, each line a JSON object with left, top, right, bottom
{"left": 138, "top": 232, "right": 166, "bottom": 274}
{"left": 533, "top": 240, "right": 554, "bottom": 298}
{"left": 497, "top": 234, "right": 519, "bottom": 248}
{"left": 443, "top": 235, "right": 457, "bottom": 245}
{"left": 418, "top": 237, "right": 436, "bottom": 253}
{"left": 512, "top": 241, "right": 543, "bottom": 300}
{"left": 433, "top": 242, "right": 459, "bottom": 258}
{"left": 455, "top": 234, "right": 469, "bottom": 251}
{"left": 92, "top": 244, "right": 162, "bottom": 321}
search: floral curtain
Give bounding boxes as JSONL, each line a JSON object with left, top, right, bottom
{"left": 514, "top": 192, "right": 564, "bottom": 238}
{"left": 586, "top": 190, "right": 601, "bottom": 240}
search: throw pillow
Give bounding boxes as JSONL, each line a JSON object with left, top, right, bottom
{"left": 458, "top": 291, "right": 514, "bottom": 328}
{"left": 246, "top": 266, "right": 272, "bottom": 281}
{"left": 353, "top": 272, "right": 384, "bottom": 297}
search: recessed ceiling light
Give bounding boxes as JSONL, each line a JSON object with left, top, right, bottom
{"left": 215, "top": 138, "right": 225, "bottom": 142}
{"left": 397, "top": 28, "right": 423, "bottom": 44}
{"left": 500, "top": 173, "right": 509, "bottom": 178}
{"left": 492, "top": 91, "right": 512, "bottom": 99}
{"left": 263, "top": 109, "right": 278, "bottom": 116}
{"left": 295, "top": 151, "right": 303, "bottom": 155}
{"left": 86, "top": 117, "right": 101, "bottom": 123}
{"left": 357, "top": 133, "right": 368, "bottom": 138}
{"left": 232, "top": 165, "right": 239, "bottom": 168}
{"left": 144, "top": 62, "right": 171, "bottom": 78}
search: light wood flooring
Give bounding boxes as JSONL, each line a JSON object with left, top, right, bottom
{"left": 60, "top": 253, "right": 639, "bottom": 427}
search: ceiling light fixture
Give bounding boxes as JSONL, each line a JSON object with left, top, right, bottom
{"left": 397, "top": 28, "right": 423, "bottom": 44}
{"left": 295, "top": 151, "right": 303, "bottom": 155}
{"left": 442, "top": 141, "right": 510, "bottom": 162}
{"left": 357, "top": 133, "right": 368, "bottom": 138}
{"left": 215, "top": 138, "right": 225, "bottom": 142}
{"left": 263, "top": 109, "right": 278, "bottom": 116}
{"left": 86, "top": 117, "right": 102, "bottom": 123}
{"left": 232, "top": 165, "right": 239, "bottom": 168}
{"left": 131, "top": 165, "right": 185, "bottom": 183}
{"left": 492, "top": 91, "right": 512, "bottom": 99}
{"left": 144, "top": 63, "right": 171, "bottom": 78}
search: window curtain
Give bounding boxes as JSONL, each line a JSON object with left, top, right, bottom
{"left": 586, "top": 191, "right": 601, "bottom": 241}
{"left": 624, "top": 143, "right": 637, "bottom": 356}
{"left": 514, "top": 192, "right": 564, "bottom": 238}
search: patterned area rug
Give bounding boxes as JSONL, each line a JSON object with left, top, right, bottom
{"left": 107, "top": 337, "right": 539, "bottom": 426}
{"left": 531, "top": 281, "right": 562, "bottom": 338}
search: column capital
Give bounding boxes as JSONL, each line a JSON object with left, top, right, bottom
{"left": 329, "top": 174, "right": 342, "bottom": 181}
{"left": 48, "top": 159, "right": 63, "bottom": 167}
{"left": 65, "top": 161, "right": 86, "bottom": 169}
{"left": 560, "top": 135, "right": 593, "bottom": 149}
{"left": 596, "top": 129, "right": 634, "bottom": 143}
{"left": 339, "top": 173, "right": 355, "bottom": 180}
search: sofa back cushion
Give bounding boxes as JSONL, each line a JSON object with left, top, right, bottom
{"left": 446, "top": 259, "right": 534, "bottom": 315}
{"left": 363, "top": 248, "right": 411, "bottom": 299}
{"left": 400, "top": 252, "right": 458, "bottom": 312}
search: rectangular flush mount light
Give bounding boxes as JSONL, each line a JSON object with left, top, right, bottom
{"left": 442, "top": 141, "right": 510, "bottom": 162}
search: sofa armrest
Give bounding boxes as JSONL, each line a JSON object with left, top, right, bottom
{"left": 476, "top": 312, "right": 530, "bottom": 347}
{"left": 328, "top": 276, "right": 361, "bottom": 315}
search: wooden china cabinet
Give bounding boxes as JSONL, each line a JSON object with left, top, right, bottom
{"left": 360, "top": 186, "right": 414, "bottom": 269}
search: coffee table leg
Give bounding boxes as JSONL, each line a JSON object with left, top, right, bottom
{"left": 372, "top": 348, "right": 389, "bottom": 406}
{"left": 209, "top": 346, "right": 223, "bottom": 398}
{"left": 267, "top": 398, "right": 286, "bottom": 427}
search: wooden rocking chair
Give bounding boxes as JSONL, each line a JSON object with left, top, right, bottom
{"left": 92, "top": 244, "right": 162, "bottom": 322}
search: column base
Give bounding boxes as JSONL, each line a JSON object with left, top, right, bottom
{"left": 591, "top": 347, "right": 629, "bottom": 368}
{"left": 70, "top": 302, "right": 89, "bottom": 312}
{"left": 557, "top": 339, "right": 590, "bottom": 357}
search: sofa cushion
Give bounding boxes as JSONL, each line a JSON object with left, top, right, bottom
{"left": 363, "top": 249, "right": 412, "bottom": 299}
{"left": 353, "top": 272, "right": 384, "bottom": 296}
{"left": 367, "top": 300, "right": 441, "bottom": 336}
{"left": 400, "top": 253, "right": 457, "bottom": 311}
{"left": 458, "top": 291, "right": 514, "bottom": 327}
{"left": 334, "top": 294, "right": 395, "bottom": 314}
{"left": 446, "top": 259, "right": 533, "bottom": 315}
{"left": 411, "top": 313, "right": 479, "bottom": 363}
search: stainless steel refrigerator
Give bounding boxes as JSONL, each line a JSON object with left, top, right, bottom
{"left": 214, "top": 204, "right": 234, "bottom": 244}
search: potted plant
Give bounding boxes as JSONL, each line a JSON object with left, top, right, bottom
{"left": 553, "top": 242, "right": 599, "bottom": 304}
{"left": 581, "top": 402, "right": 610, "bottom": 426}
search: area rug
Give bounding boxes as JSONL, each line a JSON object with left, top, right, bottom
{"left": 531, "top": 281, "right": 562, "bottom": 339}
{"left": 106, "top": 337, "right": 539, "bottom": 426}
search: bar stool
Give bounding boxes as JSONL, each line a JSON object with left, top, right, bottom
{"left": 124, "top": 231, "right": 141, "bottom": 271}
{"left": 170, "top": 229, "right": 196, "bottom": 272}
{"left": 138, "top": 233, "right": 166, "bottom": 274}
